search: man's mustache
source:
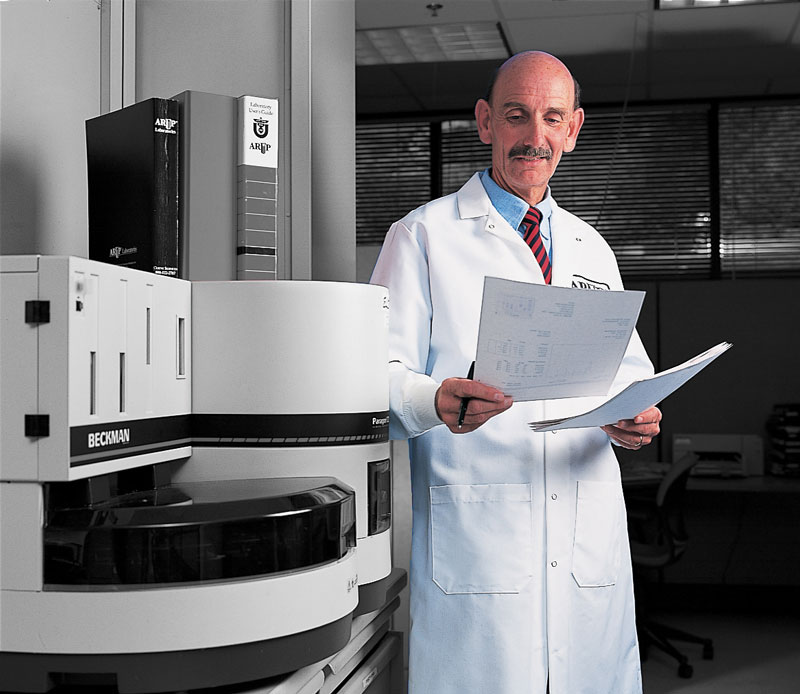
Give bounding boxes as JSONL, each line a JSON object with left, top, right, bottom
{"left": 508, "top": 145, "right": 552, "bottom": 160}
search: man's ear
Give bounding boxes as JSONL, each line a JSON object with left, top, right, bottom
{"left": 475, "top": 99, "right": 493, "bottom": 146}
{"left": 564, "top": 107, "right": 585, "bottom": 153}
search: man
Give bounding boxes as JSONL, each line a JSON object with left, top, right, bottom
{"left": 370, "top": 51, "right": 661, "bottom": 693}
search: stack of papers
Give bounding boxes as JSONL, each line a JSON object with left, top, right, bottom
{"left": 528, "top": 341, "right": 732, "bottom": 432}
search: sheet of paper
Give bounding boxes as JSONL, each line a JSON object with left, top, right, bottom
{"left": 528, "top": 342, "right": 733, "bottom": 432}
{"left": 473, "top": 277, "right": 645, "bottom": 401}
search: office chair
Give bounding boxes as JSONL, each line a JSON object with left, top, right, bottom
{"left": 627, "top": 452, "right": 714, "bottom": 679}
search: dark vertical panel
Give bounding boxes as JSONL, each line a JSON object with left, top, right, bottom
{"left": 709, "top": 103, "right": 722, "bottom": 279}
{"left": 658, "top": 278, "right": 800, "bottom": 460}
{"left": 718, "top": 100, "right": 800, "bottom": 278}
{"left": 430, "top": 122, "right": 443, "bottom": 200}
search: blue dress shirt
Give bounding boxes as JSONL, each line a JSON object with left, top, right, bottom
{"left": 479, "top": 169, "right": 554, "bottom": 260}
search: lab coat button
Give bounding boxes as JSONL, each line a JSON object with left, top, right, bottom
{"left": 551, "top": 493, "right": 557, "bottom": 500}
{"left": 550, "top": 560, "right": 557, "bottom": 568}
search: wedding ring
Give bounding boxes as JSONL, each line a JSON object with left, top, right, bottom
{"left": 636, "top": 434, "right": 644, "bottom": 447}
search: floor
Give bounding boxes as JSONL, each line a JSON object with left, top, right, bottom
{"left": 640, "top": 609, "right": 800, "bottom": 694}
{"left": 2, "top": 600, "right": 798, "bottom": 694}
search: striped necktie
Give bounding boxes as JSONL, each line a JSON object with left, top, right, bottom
{"left": 521, "top": 206, "right": 552, "bottom": 284}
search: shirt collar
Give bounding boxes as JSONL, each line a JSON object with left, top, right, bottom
{"left": 479, "top": 168, "right": 553, "bottom": 232}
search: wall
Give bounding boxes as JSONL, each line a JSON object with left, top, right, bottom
{"left": 135, "top": 0, "right": 285, "bottom": 101}
{"left": 309, "top": 0, "right": 355, "bottom": 282}
{"left": 0, "top": 0, "right": 101, "bottom": 257}
{"left": 0, "top": 0, "right": 356, "bottom": 282}
{"left": 135, "top": 0, "right": 355, "bottom": 281}
{"left": 657, "top": 278, "right": 800, "bottom": 456}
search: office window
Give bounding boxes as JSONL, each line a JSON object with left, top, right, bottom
{"left": 355, "top": 121, "right": 431, "bottom": 245}
{"left": 441, "top": 120, "right": 491, "bottom": 194}
{"left": 550, "top": 104, "right": 712, "bottom": 281}
{"left": 356, "top": 98, "right": 800, "bottom": 281}
{"left": 718, "top": 101, "right": 800, "bottom": 278}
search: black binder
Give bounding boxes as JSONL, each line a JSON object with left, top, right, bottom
{"left": 86, "top": 98, "right": 180, "bottom": 277}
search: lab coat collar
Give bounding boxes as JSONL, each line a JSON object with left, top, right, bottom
{"left": 456, "top": 173, "right": 592, "bottom": 288}
{"left": 456, "top": 173, "right": 520, "bottom": 244}
{"left": 456, "top": 172, "right": 493, "bottom": 220}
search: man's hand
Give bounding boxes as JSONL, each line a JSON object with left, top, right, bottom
{"left": 601, "top": 406, "right": 662, "bottom": 450}
{"left": 435, "top": 377, "right": 513, "bottom": 434}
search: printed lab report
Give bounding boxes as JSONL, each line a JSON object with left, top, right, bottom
{"left": 473, "top": 277, "right": 645, "bottom": 401}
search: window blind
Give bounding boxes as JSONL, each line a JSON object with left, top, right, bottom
{"left": 550, "top": 104, "right": 712, "bottom": 281}
{"left": 718, "top": 101, "right": 800, "bottom": 278}
{"left": 355, "top": 121, "right": 432, "bottom": 245}
{"left": 441, "top": 120, "right": 491, "bottom": 194}
{"left": 356, "top": 99, "right": 800, "bottom": 281}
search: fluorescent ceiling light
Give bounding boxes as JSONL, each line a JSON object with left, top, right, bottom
{"left": 657, "top": 0, "right": 797, "bottom": 8}
{"left": 356, "top": 23, "right": 508, "bottom": 65}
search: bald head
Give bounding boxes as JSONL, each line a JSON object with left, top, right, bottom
{"left": 484, "top": 51, "right": 581, "bottom": 111}
{"left": 474, "top": 50, "right": 585, "bottom": 205}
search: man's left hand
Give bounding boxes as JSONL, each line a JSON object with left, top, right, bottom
{"left": 601, "top": 406, "right": 662, "bottom": 450}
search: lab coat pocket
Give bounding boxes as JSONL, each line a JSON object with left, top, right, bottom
{"left": 571, "top": 480, "right": 622, "bottom": 587}
{"left": 430, "top": 483, "right": 533, "bottom": 594}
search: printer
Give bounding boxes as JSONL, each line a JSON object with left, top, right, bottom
{"left": 672, "top": 433, "right": 764, "bottom": 477}
{"left": 0, "top": 256, "right": 391, "bottom": 693}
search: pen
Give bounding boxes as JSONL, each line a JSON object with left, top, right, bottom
{"left": 457, "top": 361, "right": 476, "bottom": 429}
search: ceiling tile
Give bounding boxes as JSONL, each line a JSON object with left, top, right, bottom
{"left": 504, "top": 13, "right": 643, "bottom": 55}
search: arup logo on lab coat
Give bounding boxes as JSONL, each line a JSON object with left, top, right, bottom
{"left": 571, "top": 274, "right": 610, "bottom": 291}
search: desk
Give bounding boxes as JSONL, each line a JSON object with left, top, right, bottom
{"left": 622, "top": 467, "right": 800, "bottom": 587}
{"left": 620, "top": 462, "right": 669, "bottom": 489}
{"left": 687, "top": 475, "right": 800, "bottom": 494}
{"left": 621, "top": 463, "right": 800, "bottom": 493}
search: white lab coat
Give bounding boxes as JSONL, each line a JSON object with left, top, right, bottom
{"left": 370, "top": 173, "right": 654, "bottom": 694}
